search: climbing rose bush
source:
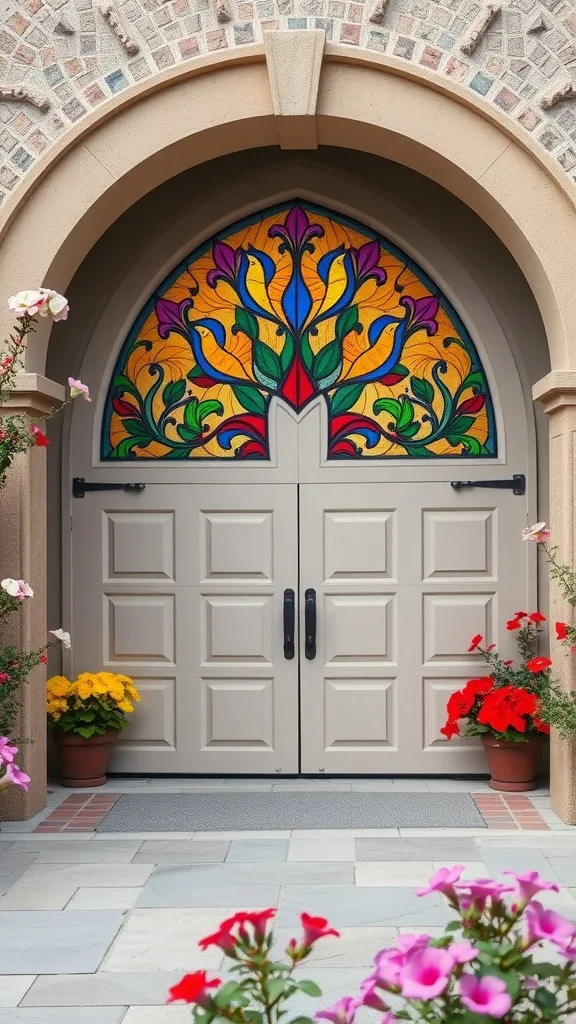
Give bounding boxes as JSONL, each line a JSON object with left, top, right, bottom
{"left": 170, "top": 871, "right": 576, "bottom": 1024}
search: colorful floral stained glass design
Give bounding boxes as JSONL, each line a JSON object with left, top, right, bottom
{"left": 102, "top": 202, "right": 497, "bottom": 460}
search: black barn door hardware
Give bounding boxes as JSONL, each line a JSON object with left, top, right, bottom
{"left": 450, "top": 474, "right": 525, "bottom": 496}
{"left": 283, "top": 589, "right": 295, "bottom": 660}
{"left": 73, "top": 478, "right": 146, "bottom": 499}
{"left": 305, "top": 588, "right": 317, "bottom": 660}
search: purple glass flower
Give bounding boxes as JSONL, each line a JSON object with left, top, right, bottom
{"left": 269, "top": 204, "right": 324, "bottom": 253}
{"left": 400, "top": 295, "right": 439, "bottom": 336}
{"left": 155, "top": 298, "right": 192, "bottom": 340}
{"left": 207, "top": 241, "right": 240, "bottom": 288}
{"left": 351, "top": 241, "right": 387, "bottom": 286}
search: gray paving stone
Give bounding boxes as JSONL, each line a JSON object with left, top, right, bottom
{"left": 227, "top": 839, "right": 288, "bottom": 862}
{"left": 478, "top": 846, "right": 561, "bottom": 881}
{"left": 133, "top": 840, "right": 229, "bottom": 864}
{"left": 22, "top": 972, "right": 185, "bottom": 1006}
{"left": 544, "top": 857, "right": 576, "bottom": 885}
{"left": 0, "top": 1012, "right": 125, "bottom": 1024}
{"left": 137, "top": 862, "right": 353, "bottom": 908}
{"left": 4, "top": 842, "right": 142, "bottom": 863}
{"left": 1, "top": 911, "right": 125, "bottom": 974}
{"left": 355, "top": 837, "right": 479, "bottom": 861}
{"left": 287, "top": 968, "right": 371, "bottom": 1020}
{"left": 277, "top": 885, "right": 451, "bottom": 927}
{"left": 273, "top": 926, "right": 396, "bottom": 967}
{"left": 0, "top": 854, "right": 37, "bottom": 895}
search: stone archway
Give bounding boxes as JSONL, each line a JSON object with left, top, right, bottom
{"left": 1, "top": 36, "right": 575, "bottom": 818}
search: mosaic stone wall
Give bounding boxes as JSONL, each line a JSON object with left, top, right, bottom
{"left": 1, "top": 0, "right": 576, "bottom": 207}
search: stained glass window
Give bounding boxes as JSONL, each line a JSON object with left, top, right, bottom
{"left": 102, "top": 202, "right": 496, "bottom": 460}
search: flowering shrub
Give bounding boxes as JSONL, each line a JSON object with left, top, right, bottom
{"left": 0, "top": 290, "right": 87, "bottom": 773}
{"left": 523, "top": 522, "right": 576, "bottom": 652}
{"left": 47, "top": 672, "right": 141, "bottom": 738}
{"left": 442, "top": 613, "right": 576, "bottom": 742}
{"left": 0, "top": 737, "right": 30, "bottom": 793}
{"left": 171, "top": 870, "right": 576, "bottom": 1024}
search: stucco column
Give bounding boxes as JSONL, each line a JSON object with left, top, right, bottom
{"left": 0, "top": 373, "right": 64, "bottom": 820}
{"left": 533, "top": 372, "right": 576, "bottom": 824}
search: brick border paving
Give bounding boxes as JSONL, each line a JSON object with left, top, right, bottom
{"left": 29, "top": 790, "right": 551, "bottom": 833}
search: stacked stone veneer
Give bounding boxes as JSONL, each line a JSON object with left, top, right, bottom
{"left": 1, "top": 0, "right": 576, "bottom": 205}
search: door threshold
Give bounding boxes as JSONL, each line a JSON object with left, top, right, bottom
{"left": 106, "top": 773, "right": 491, "bottom": 781}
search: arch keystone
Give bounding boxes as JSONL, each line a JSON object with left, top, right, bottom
{"left": 264, "top": 29, "right": 325, "bottom": 149}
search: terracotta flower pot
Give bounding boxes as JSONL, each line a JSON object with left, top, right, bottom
{"left": 481, "top": 733, "right": 542, "bottom": 792}
{"left": 53, "top": 729, "right": 117, "bottom": 787}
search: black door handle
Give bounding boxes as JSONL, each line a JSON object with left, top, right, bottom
{"left": 283, "top": 589, "right": 295, "bottom": 660}
{"left": 450, "top": 474, "right": 525, "bottom": 496}
{"left": 305, "top": 588, "right": 316, "bottom": 660}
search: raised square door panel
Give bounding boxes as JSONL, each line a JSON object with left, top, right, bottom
{"left": 323, "top": 511, "right": 395, "bottom": 581}
{"left": 324, "top": 594, "right": 395, "bottom": 665}
{"left": 324, "top": 678, "right": 396, "bottom": 749}
{"left": 105, "top": 512, "right": 175, "bottom": 581}
{"left": 422, "top": 509, "right": 495, "bottom": 581}
{"left": 422, "top": 593, "right": 495, "bottom": 664}
{"left": 104, "top": 594, "right": 175, "bottom": 664}
{"left": 200, "top": 511, "right": 273, "bottom": 582}
{"left": 422, "top": 677, "right": 480, "bottom": 749}
{"left": 201, "top": 594, "right": 273, "bottom": 664}
{"left": 115, "top": 677, "right": 176, "bottom": 750}
{"left": 202, "top": 678, "right": 274, "bottom": 749}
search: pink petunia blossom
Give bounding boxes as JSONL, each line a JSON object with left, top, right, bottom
{"left": 1, "top": 578, "right": 33, "bottom": 600}
{"left": 457, "top": 879, "right": 513, "bottom": 911}
{"left": 503, "top": 870, "right": 560, "bottom": 906}
{"left": 459, "top": 974, "right": 512, "bottom": 1017}
{"left": 68, "top": 378, "right": 90, "bottom": 402}
{"left": 0, "top": 737, "right": 19, "bottom": 765}
{"left": 1, "top": 763, "right": 30, "bottom": 791}
{"left": 447, "top": 941, "right": 478, "bottom": 965}
{"left": 300, "top": 913, "right": 340, "bottom": 947}
{"left": 398, "top": 947, "right": 454, "bottom": 1000}
{"left": 525, "top": 901, "right": 576, "bottom": 947}
{"left": 522, "top": 522, "right": 551, "bottom": 543}
{"left": 373, "top": 950, "right": 402, "bottom": 988}
{"left": 315, "top": 997, "right": 359, "bottom": 1024}
{"left": 417, "top": 865, "right": 464, "bottom": 898}
{"left": 360, "top": 978, "right": 390, "bottom": 1012}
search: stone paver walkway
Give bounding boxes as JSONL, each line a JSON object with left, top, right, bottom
{"left": 0, "top": 778, "right": 574, "bottom": 1023}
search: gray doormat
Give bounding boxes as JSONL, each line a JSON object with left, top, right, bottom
{"left": 96, "top": 792, "right": 486, "bottom": 832}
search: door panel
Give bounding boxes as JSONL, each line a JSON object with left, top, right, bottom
{"left": 72, "top": 484, "right": 299, "bottom": 774}
{"left": 299, "top": 482, "right": 527, "bottom": 774}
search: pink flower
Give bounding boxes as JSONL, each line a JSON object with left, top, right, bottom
{"left": 315, "top": 997, "right": 359, "bottom": 1024}
{"left": 68, "top": 378, "right": 90, "bottom": 402}
{"left": 447, "top": 941, "right": 478, "bottom": 965}
{"left": 301, "top": 913, "right": 340, "bottom": 947}
{"left": 417, "top": 865, "right": 463, "bottom": 898}
{"left": 503, "top": 870, "right": 560, "bottom": 906}
{"left": 522, "top": 522, "right": 551, "bottom": 542}
{"left": 360, "top": 978, "right": 389, "bottom": 1011}
{"left": 459, "top": 974, "right": 512, "bottom": 1017}
{"left": 0, "top": 674, "right": 9, "bottom": 684}
{"left": 1, "top": 578, "right": 33, "bottom": 600}
{"left": 373, "top": 950, "right": 402, "bottom": 988}
{"left": 1, "top": 763, "right": 30, "bottom": 791}
{"left": 525, "top": 901, "right": 576, "bottom": 947}
{"left": 399, "top": 947, "right": 453, "bottom": 1000}
{"left": 8, "top": 289, "right": 47, "bottom": 317}
{"left": 381, "top": 1015, "right": 396, "bottom": 1024}
{"left": 457, "top": 879, "right": 513, "bottom": 910}
{"left": 0, "top": 737, "right": 19, "bottom": 765}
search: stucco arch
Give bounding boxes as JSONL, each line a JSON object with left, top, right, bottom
{"left": 0, "top": 41, "right": 575, "bottom": 375}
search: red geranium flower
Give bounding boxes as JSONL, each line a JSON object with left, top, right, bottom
{"left": 167, "top": 971, "right": 220, "bottom": 1005}
{"left": 533, "top": 715, "right": 550, "bottom": 735}
{"left": 506, "top": 617, "right": 522, "bottom": 631}
{"left": 300, "top": 913, "right": 340, "bottom": 947}
{"left": 440, "top": 719, "right": 460, "bottom": 739}
{"left": 526, "top": 656, "right": 552, "bottom": 674}
{"left": 468, "top": 634, "right": 483, "bottom": 652}
{"left": 515, "top": 611, "right": 527, "bottom": 618}
{"left": 529, "top": 612, "right": 546, "bottom": 623}
{"left": 30, "top": 424, "right": 49, "bottom": 447}
{"left": 40, "top": 653, "right": 47, "bottom": 664}
{"left": 447, "top": 689, "right": 474, "bottom": 720}
{"left": 477, "top": 686, "right": 538, "bottom": 733}
{"left": 463, "top": 677, "right": 494, "bottom": 698}
{"left": 556, "top": 622, "right": 568, "bottom": 641}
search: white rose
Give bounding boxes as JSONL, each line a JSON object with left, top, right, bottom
{"left": 8, "top": 290, "right": 47, "bottom": 318}
{"left": 49, "top": 628, "right": 71, "bottom": 649}
{"left": 42, "top": 290, "right": 69, "bottom": 322}
{"left": 1, "top": 578, "right": 33, "bottom": 599}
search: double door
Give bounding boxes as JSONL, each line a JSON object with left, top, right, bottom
{"left": 72, "top": 478, "right": 526, "bottom": 775}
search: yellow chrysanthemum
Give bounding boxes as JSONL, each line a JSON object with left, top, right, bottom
{"left": 47, "top": 675, "right": 72, "bottom": 698}
{"left": 125, "top": 684, "right": 141, "bottom": 702}
{"left": 91, "top": 675, "right": 110, "bottom": 696}
{"left": 47, "top": 697, "right": 68, "bottom": 714}
{"left": 109, "top": 685, "right": 125, "bottom": 702}
{"left": 118, "top": 699, "right": 134, "bottom": 713}
{"left": 76, "top": 681, "right": 93, "bottom": 701}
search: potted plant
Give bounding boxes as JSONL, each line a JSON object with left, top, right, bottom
{"left": 47, "top": 671, "right": 140, "bottom": 786}
{"left": 441, "top": 612, "right": 576, "bottom": 791}
{"left": 168, "top": 866, "right": 576, "bottom": 1024}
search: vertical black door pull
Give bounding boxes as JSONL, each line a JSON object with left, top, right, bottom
{"left": 305, "top": 588, "right": 317, "bottom": 660}
{"left": 283, "top": 589, "right": 295, "bottom": 660}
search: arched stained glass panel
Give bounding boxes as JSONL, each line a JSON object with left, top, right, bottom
{"left": 101, "top": 202, "right": 497, "bottom": 460}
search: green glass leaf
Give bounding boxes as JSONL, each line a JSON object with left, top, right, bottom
{"left": 335, "top": 305, "right": 359, "bottom": 342}
{"left": 399, "top": 421, "right": 420, "bottom": 438}
{"left": 162, "top": 378, "right": 187, "bottom": 407}
{"left": 280, "top": 333, "right": 295, "bottom": 374}
{"left": 187, "top": 366, "right": 206, "bottom": 380}
{"left": 113, "top": 373, "right": 139, "bottom": 398}
{"left": 197, "top": 399, "right": 224, "bottom": 424}
{"left": 373, "top": 397, "right": 402, "bottom": 420}
{"left": 461, "top": 370, "right": 485, "bottom": 391}
{"left": 313, "top": 340, "right": 341, "bottom": 382}
{"left": 443, "top": 336, "right": 467, "bottom": 351}
{"left": 183, "top": 397, "right": 200, "bottom": 433}
{"left": 177, "top": 423, "right": 200, "bottom": 442}
{"left": 388, "top": 363, "right": 409, "bottom": 379}
{"left": 410, "top": 376, "right": 434, "bottom": 404}
{"left": 235, "top": 307, "right": 260, "bottom": 343}
{"left": 254, "top": 341, "right": 282, "bottom": 383}
{"left": 296, "top": 981, "right": 322, "bottom": 997}
{"left": 330, "top": 382, "right": 365, "bottom": 415}
{"left": 460, "top": 437, "right": 482, "bottom": 455}
{"left": 232, "top": 384, "right": 267, "bottom": 415}
{"left": 396, "top": 396, "right": 415, "bottom": 431}
{"left": 123, "top": 418, "right": 152, "bottom": 439}
{"left": 448, "top": 414, "right": 475, "bottom": 436}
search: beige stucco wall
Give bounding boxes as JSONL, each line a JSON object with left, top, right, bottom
{"left": 45, "top": 145, "right": 551, "bottom": 665}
